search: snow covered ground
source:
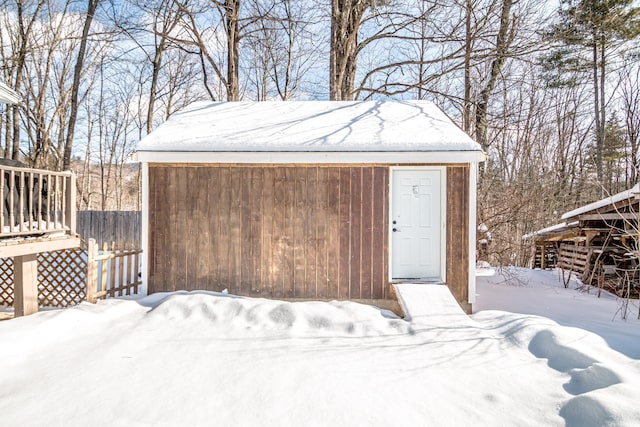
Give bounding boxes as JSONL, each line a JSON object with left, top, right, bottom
{"left": 1, "top": 267, "right": 639, "bottom": 426}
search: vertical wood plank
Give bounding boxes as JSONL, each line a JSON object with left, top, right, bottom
{"left": 186, "top": 167, "right": 199, "bottom": 290}
{"left": 350, "top": 167, "right": 362, "bottom": 299}
{"left": 133, "top": 241, "right": 140, "bottom": 294}
{"left": 271, "top": 168, "right": 285, "bottom": 298}
{"left": 326, "top": 168, "right": 340, "bottom": 299}
{"left": 241, "top": 168, "right": 253, "bottom": 295}
{"left": 163, "top": 167, "right": 176, "bottom": 292}
{"left": 174, "top": 167, "right": 188, "bottom": 291}
{"left": 126, "top": 242, "right": 133, "bottom": 296}
{"left": 283, "top": 168, "right": 295, "bottom": 297}
{"left": 372, "top": 167, "right": 386, "bottom": 299}
{"left": 110, "top": 242, "right": 117, "bottom": 296}
{"left": 45, "top": 173, "right": 51, "bottom": 230}
{"left": 218, "top": 167, "right": 231, "bottom": 290}
{"left": 305, "top": 166, "right": 317, "bottom": 297}
{"left": 117, "top": 242, "right": 125, "bottom": 296}
{"left": 155, "top": 168, "right": 167, "bottom": 294}
{"left": 14, "top": 253, "right": 38, "bottom": 316}
{"left": 161, "top": 167, "right": 174, "bottom": 292}
{"left": 208, "top": 167, "right": 219, "bottom": 289}
{"left": 338, "top": 168, "right": 351, "bottom": 299}
{"left": 230, "top": 167, "right": 243, "bottom": 295}
{"left": 447, "top": 167, "right": 458, "bottom": 303}
{"left": 262, "top": 168, "right": 275, "bottom": 297}
{"left": 383, "top": 166, "right": 390, "bottom": 299}
{"left": 18, "top": 171, "right": 24, "bottom": 230}
{"left": 101, "top": 242, "right": 109, "bottom": 297}
{"left": 446, "top": 166, "right": 470, "bottom": 308}
{"left": 360, "top": 167, "right": 373, "bottom": 299}
{"left": 147, "top": 169, "right": 156, "bottom": 292}
{"left": 316, "top": 167, "right": 328, "bottom": 298}
{"left": 250, "top": 168, "right": 263, "bottom": 294}
{"left": 86, "top": 238, "right": 98, "bottom": 302}
{"left": 293, "top": 167, "right": 306, "bottom": 298}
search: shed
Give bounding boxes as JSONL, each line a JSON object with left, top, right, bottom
{"left": 136, "top": 101, "right": 485, "bottom": 312}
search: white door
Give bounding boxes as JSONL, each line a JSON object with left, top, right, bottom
{"left": 391, "top": 169, "right": 443, "bottom": 279}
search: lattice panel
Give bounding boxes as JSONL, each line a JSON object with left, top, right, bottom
{"left": 0, "top": 248, "right": 88, "bottom": 308}
{"left": 38, "top": 248, "right": 87, "bottom": 307}
{"left": 0, "top": 257, "right": 14, "bottom": 306}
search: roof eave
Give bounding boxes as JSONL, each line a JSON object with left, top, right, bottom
{"left": 0, "top": 81, "right": 21, "bottom": 105}
{"left": 561, "top": 184, "right": 640, "bottom": 220}
{"left": 134, "top": 150, "right": 487, "bottom": 164}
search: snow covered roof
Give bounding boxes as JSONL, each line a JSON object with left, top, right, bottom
{"left": 561, "top": 184, "right": 640, "bottom": 220}
{"left": 0, "top": 81, "right": 20, "bottom": 105}
{"left": 522, "top": 221, "right": 579, "bottom": 240}
{"left": 137, "top": 101, "right": 482, "bottom": 154}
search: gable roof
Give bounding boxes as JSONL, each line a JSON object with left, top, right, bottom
{"left": 137, "top": 100, "right": 482, "bottom": 155}
{"left": 0, "top": 81, "right": 21, "bottom": 105}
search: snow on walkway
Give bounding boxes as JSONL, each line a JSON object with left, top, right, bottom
{"left": 0, "top": 270, "right": 639, "bottom": 426}
{"left": 394, "top": 283, "right": 474, "bottom": 326}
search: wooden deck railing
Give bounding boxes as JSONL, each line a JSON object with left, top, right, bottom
{"left": 1, "top": 164, "right": 76, "bottom": 239}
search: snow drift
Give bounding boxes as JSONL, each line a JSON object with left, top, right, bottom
{"left": 1, "top": 268, "right": 639, "bottom": 426}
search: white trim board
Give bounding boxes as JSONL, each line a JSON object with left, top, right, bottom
{"left": 468, "top": 162, "right": 478, "bottom": 306}
{"left": 135, "top": 151, "right": 486, "bottom": 164}
{"left": 140, "top": 162, "right": 149, "bottom": 295}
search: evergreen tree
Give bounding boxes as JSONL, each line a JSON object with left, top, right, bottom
{"left": 541, "top": 0, "right": 640, "bottom": 190}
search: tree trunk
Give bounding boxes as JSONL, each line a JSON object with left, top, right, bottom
{"left": 147, "top": 46, "right": 164, "bottom": 134}
{"left": 599, "top": 34, "right": 606, "bottom": 191}
{"left": 475, "top": 0, "right": 513, "bottom": 151}
{"left": 592, "top": 31, "right": 603, "bottom": 188}
{"left": 463, "top": 0, "right": 473, "bottom": 133}
{"left": 330, "top": 0, "right": 366, "bottom": 101}
{"left": 63, "top": 0, "right": 99, "bottom": 171}
{"left": 226, "top": 0, "right": 240, "bottom": 101}
{"left": 11, "top": 0, "right": 46, "bottom": 159}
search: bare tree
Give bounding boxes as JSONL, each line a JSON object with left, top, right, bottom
{"left": 619, "top": 61, "right": 640, "bottom": 186}
{"left": 5, "top": 0, "right": 46, "bottom": 159}
{"left": 140, "top": 0, "right": 187, "bottom": 133}
{"left": 329, "top": 0, "right": 369, "bottom": 100}
{"left": 62, "top": 0, "right": 100, "bottom": 170}
{"left": 474, "top": 0, "right": 513, "bottom": 151}
{"left": 171, "top": 0, "right": 243, "bottom": 101}
{"left": 243, "top": 0, "right": 322, "bottom": 100}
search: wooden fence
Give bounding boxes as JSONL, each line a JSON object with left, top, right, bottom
{"left": 86, "top": 239, "right": 141, "bottom": 302}
{"left": 76, "top": 211, "right": 141, "bottom": 246}
{"left": 0, "top": 239, "right": 141, "bottom": 309}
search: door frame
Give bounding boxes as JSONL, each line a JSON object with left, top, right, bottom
{"left": 388, "top": 166, "right": 447, "bottom": 282}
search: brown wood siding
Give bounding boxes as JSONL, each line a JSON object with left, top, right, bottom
{"left": 446, "top": 165, "right": 470, "bottom": 311}
{"left": 148, "top": 165, "right": 390, "bottom": 300}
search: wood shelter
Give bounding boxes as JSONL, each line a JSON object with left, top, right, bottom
{"left": 136, "top": 101, "right": 485, "bottom": 312}
{"left": 525, "top": 185, "right": 640, "bottom": 296}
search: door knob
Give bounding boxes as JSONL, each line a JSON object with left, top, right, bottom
{"left": 393, "top": 228, "right": 398, "bottom": 232}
